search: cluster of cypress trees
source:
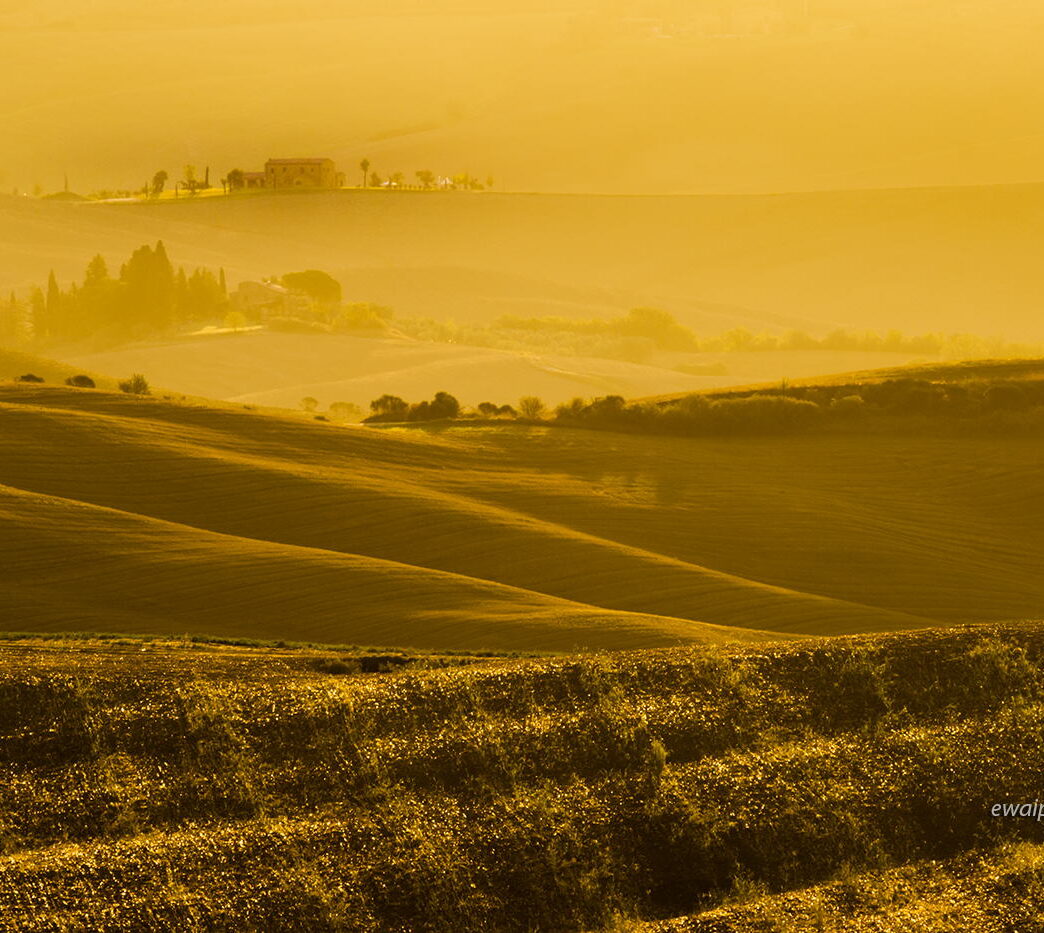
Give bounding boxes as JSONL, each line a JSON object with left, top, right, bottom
{"left": 0, "top": 242, "right": 228, "bottom": 348}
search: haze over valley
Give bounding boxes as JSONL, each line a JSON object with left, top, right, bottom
{"left": 4, "top": 2, "right": 1044, "bottom": 929}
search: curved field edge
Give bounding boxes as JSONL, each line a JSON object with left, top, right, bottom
{"left": 0, "top": 623, "right": 1043, "bottom": 930}
{"left": 0, "top": 385, "right": 954, "bottom": 644}
{"left": 0, "top": 482, "right": 772, "bottom": 652}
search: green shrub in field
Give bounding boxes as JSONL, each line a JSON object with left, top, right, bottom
{"left": 118, "top": 373, "right": 150, "bottom": 395}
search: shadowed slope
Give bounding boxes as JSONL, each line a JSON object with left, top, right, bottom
{"left": 4, "top": 386, "right": 1042, "bottom": 627}
{"left": 4, "top": 384, "right": 1039, "bottom": 638}
{"left": 0, "top": 484, "right": 753, "bottom": 651}
{"left": 0, "top": 386, "right": 934, "bottom": 641}
{"left": 5, "top": 384, "right": 1042, "bottom": 633}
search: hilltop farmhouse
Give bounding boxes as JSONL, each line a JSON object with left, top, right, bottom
{"left": 232, "top": 158, "right": 345, "bottom": 190}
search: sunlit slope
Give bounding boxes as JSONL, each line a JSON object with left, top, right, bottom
{"left": 0, "top": 348, "right": 113, "bottom": 388}
{"left": 1, "top": 485, "right": 744, "bottom": 651}
{"left": 63, "top": 333, "right": 928, "bottom": 411}
{"left": 65, "top": 334, "right": 922, "bottom": 413}
{"left": 2, "top": 624, "right": 1044, "bottom": 930}
{"left": 0, "top": 386, "right": 941, "bottom": 641}
{"left": 63, "top": 331, "right": 712, "bottom": 411}
{"left": 6, "top": 0, "right": 1044, "bottom": 196}
{"left": 6, "top": 183, "right": 1044, "bottom": 339}
{"left": 3, "top": 385, "right": 1041, "bottom": 635}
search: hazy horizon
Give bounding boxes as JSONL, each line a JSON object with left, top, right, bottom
{"left": 6, "top": 0, "right": 1044, "bottom": 196}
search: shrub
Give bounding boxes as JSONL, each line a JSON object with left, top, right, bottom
{"left": 707, "top": 395, "right": 823, "bottom": 434}
{"left": 300, "top": 397, "right": 319, "bottom": 412}
{"left": 430, "top": 391, "right": 461, "bottom": 420}
{"left": 830, "top": 394, "right": 867, "bottom": 416}
{"left": 223, "top": 311, "right": 248, "bottom": 333}
{"left": 519, "top": 396, "right": 546, "bottom": 419}
{"left": 369, "top": 392, "right": 462, "bottom": 423}
{"left": 65, "top": 374, "right": 96, "bottom": 389}
{"left": 118, "top": 374, "right": 150, "bottom": 395}
{"left": 555, "top": 397, "right": 588, "bottom": 420}
{"left": 15, "top": 373, "right": 44, "bottom": 383}
{"left": 332, "top": 302, "right": 393, "bottom": 333}
{"left": 365, "top": 394, "right": 409, "bottom": 422}
{"left": 328, "top": 401, "right": 363, "bottom": 422}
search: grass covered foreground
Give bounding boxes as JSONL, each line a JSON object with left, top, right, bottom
{"left": 0, "top": 625, "right": 1043, "bottom": 930}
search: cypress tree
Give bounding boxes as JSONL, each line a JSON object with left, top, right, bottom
{"left": 29, "top": 287, "right": 45, "bottom": 343}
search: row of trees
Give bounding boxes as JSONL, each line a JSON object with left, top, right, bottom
{"left": 364, "top": 393, "right": 545, "bottom": 423}
{"left": 495, "top": 312, "right": 1044, "bottom": 359}
{"left": 358, "top": 378, "right": 1044, "bottom": 436}
{"left": 329, "top": 304, "right": 1042, "bottom": 366}
{"left": 11, "top": 372, "right": 150, "bottom": 394}
{"left": 87, "top": 162, "right": 496, "bottom": 200}
{"left": 0, "top": 243, "right": 227, "bottom": 348}
{"left": 356, "top": 159, "right": 492, "bottom": 191}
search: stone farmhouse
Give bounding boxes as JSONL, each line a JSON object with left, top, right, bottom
{"left": 232, "top": 158, "right": 345, "bottom": 190}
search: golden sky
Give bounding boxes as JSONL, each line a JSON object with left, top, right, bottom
{"left": 4, "top": 0, "right": 1044, "bottom": 195}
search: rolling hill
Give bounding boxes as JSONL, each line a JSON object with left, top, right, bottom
{"left": 643, "top": 356, "right": 1044, "bottom": 404}
{"left": 60, "top": 330, "right": 934, "bottom": 413}
{"left": 5, "top": 183, "right": 1044, "bottom": 347}
{"left": 1, "top": 624, "right": 1042, "bottom": 930}
{"left": 0, "top": 347, "right": 114, "bottom": 389}
{"left": 2, "top": 382, "right": 1043, "bottom": 649}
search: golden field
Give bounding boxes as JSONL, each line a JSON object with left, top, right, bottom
{"left": 2, "top": 378, "right": 1043, "bottom": 650}
{"left": 7, "top": 0, "right": 1044, "bottom": 926}
{"left": 0, "top": 625, "right": 1042, "bottom": 930}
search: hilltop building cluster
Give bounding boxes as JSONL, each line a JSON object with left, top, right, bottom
{"left": 232, "top": 158, "right": 345, "bottom": 191}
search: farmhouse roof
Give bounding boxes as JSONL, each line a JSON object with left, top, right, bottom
{"left": 266, "top": 157, "right": 334, "bottom": 165}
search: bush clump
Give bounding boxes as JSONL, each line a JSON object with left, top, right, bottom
{"left": 118, "top": 374, "right": 151, "bottom": 395}
{"left": 365, "top": 391, "right": 461, "bottom": 423}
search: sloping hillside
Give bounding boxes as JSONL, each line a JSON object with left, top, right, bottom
{"left": 2, "top": 384, "right": 1043, "bottom": 647}
{"left": 0, "top": 624, "right": 1042, "bottom": 930}
{"left": 793, "top": 356, "right": 1044, "bottom": 387}
{"left": 61, "top": 330, "right": 929, "bottom": 412}
{"left": 64, "top": 331, "right": 712, "bottom": 411}
{"left": 695, "top": 356, "right": 1044, "bottom": 398}
{"left": 0, "top": 384, "right": 922, "bottom": 647}
{"left": 0, "top": 348, "right": 113, "bottom": 389}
